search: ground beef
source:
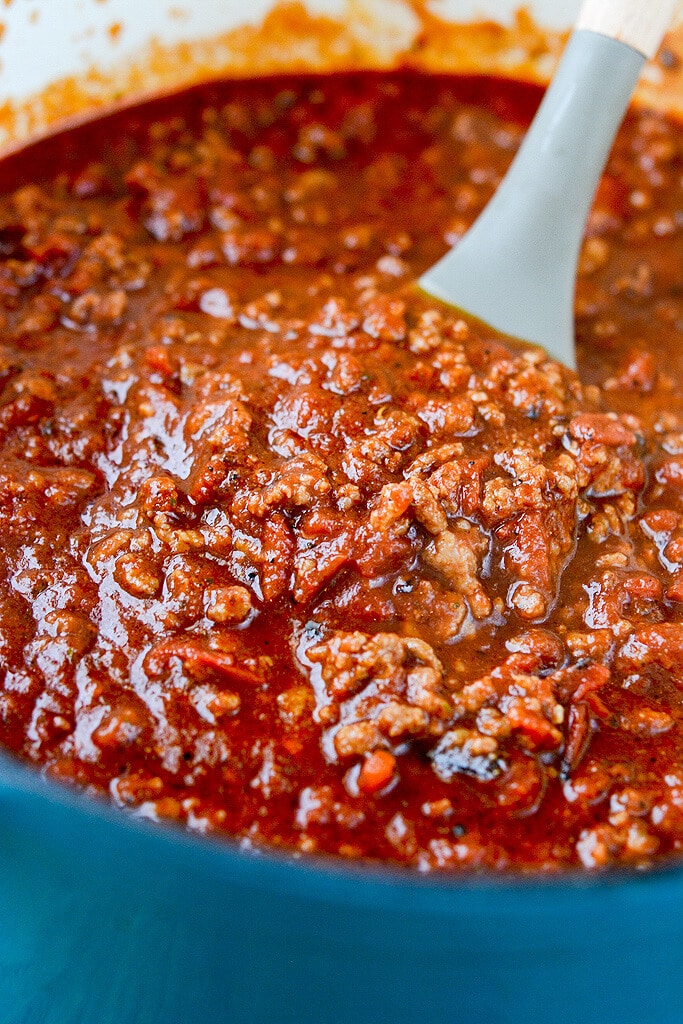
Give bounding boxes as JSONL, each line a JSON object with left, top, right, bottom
{"left": 0, "top": 72, "right": 680, "bottom": 872}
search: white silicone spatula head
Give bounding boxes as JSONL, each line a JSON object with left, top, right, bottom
{"left": 419, "top": 0, "right": 678, "bottom": 369}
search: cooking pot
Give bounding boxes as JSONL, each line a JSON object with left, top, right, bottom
{"left": 0, "top": 3, "right": 681, "bottom": 1023}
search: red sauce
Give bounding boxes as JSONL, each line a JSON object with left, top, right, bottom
{"left": 0, "top": 73, "right": 681, "bottom": 872}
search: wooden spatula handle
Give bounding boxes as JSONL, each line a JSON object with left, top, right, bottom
{"left": 577, "top": 0, "right": 678, "bottom": 59}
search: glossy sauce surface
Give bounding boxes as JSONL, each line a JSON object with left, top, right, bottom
{"left": 0, "top": 74, "right": 681, "bottom": 872}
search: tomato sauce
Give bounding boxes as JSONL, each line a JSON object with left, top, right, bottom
{"left": 0, "top": 73, "right": 681, "bottom": 871}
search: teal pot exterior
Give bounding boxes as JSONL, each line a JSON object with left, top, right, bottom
{"left": 0, "top": 752, "right": 681, "bottom": 1024}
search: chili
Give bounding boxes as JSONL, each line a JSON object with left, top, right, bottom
{"left": 0, "top": 73, "right": 680, "bottom": 872}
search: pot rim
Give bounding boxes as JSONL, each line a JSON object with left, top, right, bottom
{"left": 2, "top": 748, "right": 681, "bottom": 913}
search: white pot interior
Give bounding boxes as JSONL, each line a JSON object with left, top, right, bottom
{"left": 0, "top": 0, "right": 584, "bottom": 106}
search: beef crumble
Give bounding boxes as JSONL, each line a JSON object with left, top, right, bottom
{"left": 0, "top": 73, "right": 680, "bottom": 872}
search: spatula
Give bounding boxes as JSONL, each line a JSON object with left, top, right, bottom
{"left": 419, "top": 0, "right": 678, "bottom": 368}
